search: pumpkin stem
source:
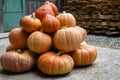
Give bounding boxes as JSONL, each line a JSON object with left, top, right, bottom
{"left": 17, "top": 49, "right": 23, "bottom": 54}
{"left": 56, "top": 51, "right": 64, "bottom": 56}
{"left": 31, "top": 12, "right": 36, "bottom": 19}
{"left": 62, "top": 11, "right": 66, "bottom": 14}
{"left": 61, "top": 26, "right": 67, "bottom": 29}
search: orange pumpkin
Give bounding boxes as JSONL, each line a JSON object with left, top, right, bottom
{"left": 9, "top": 28, "right": 29, "bottom": 49}
{"left": 35, "top": 5, "right": 55, "bottom": 21}
{"left": 27, "top": 31, "right": 52, "bottom": 54}
{"left": 37, "top": 51, "right": 74, "bottom": 75}
{"left": 0, "top": 50, "right": 37, "bottom": 73}
{"left": 20, "top": 13, "right": 42, "bottom": 33}
{"left": 41, "top": 14, "right": 60, "bottom": 33}
{"left": 56, "top": 11, "right": 76, "bottom": 27}
{"left": 53, "top": 27, "right": 85, "bottom": 52}
{"left": 71, "top": 44, "right": 97, "bottom": 66}
{"left": 43, "top": 1, "right": 58, "bottom": 15}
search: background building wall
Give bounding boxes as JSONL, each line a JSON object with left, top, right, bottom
{"left": 0, "top": 0, "right": 63, "bottom": 33}
{"left": 0, "top": 0, "right": 3, "bottom": 33}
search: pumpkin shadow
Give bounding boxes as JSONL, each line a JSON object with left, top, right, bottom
{"left": 1, "top": 69, "right": 32, "bottom": 76}
{"left": 73, "top": 63, "right": 95, "bottom": 69}
{"left": 34, "top": 67, "right": 70, "bottom": 79}
{"left": 0, "top": 67, "right": 35, "bottom": 75}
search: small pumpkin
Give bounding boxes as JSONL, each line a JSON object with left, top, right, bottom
{"left": 35, "top": 5, "right": 55, "bottom": 21}
{"left": 41, "top": 14, "right": 60, "bottom": 33}
{"left": 6, "top": 44, "right": 15, "bottom": 52}
{"left": 53, "top": 27, "right": 85, "bottom": 52}
{"left": 37, "top": 51, "right": 74, "bottom": 75}
{"left": 20, "top": 13, "right": 42, "bottom": 33}
{"left": 27, "top": 31, "right": 52, "bottom": 54}
{"left": 0, "top": 50, "right": 37, "bottom": 73}
{"left": 9, "top": 28, "right": 29, "bottom": 49}
{"left": 71, "top": 44, "right": 97, "bottom": 66}
{"left": 43, "top": 1, "right": 58, "bottom": 15}
{"left": 56, "top": 11, "right": 76, "bottom": 27}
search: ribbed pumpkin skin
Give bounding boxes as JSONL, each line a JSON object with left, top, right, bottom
{"left": 71, "top": 44, "right": 97, "bottom": 66}
{"left": 35, "top": 5, "right": 55, "bottom": 21}
{"left": 27, "top": 31, "right": 52, "bottom": 54}
{"left": 42, "top": 14, "right": 60, "bottom": 33}
{"left": 75, "top": 26, "right": 87, "bottom": 41}
{"left": 53, "top": 27, "right": 84, "bottom": 52}
{"left": 0, "top": 50, "right": 37, "bottom": 73}
{"left": 9, "top": 28, "right": 29, "bottom": 49}
{"left": 43, "top": 1, "right": 58, "bottom": 15}
{"left": 56, "top": 11, "right": 76, "bottom": 27}
{"left": 37, "top": 51, "right": 74, "bottom": 75}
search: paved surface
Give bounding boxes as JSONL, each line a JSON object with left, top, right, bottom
{"left": 0, "top": 33, "right": 120, "bottom": 80}
{"left": 86, "top": 34, "right": 120, "bottom": 49}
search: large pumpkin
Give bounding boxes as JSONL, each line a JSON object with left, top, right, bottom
{"left": 53, "top": 27, "right": 85, "bottom": 52}
{"left": 27, "top": 31, "right": 52, "bottom": 54}
{"left": 56, "top": 11, "right": 76, "bottom": 27}
{"left": 20, "top": 14, "right": 42, "bottom": 33}
{"left": 71, "top": 43, "right": 97, "bottom": 66}
{"left": 43, "top": 1, "right": 58, "bottom": 15}
{"left": 75, "top": 26, "right": 87, "bottom": 41}
{"left": 9, "top": 28, "right": 29, "bottom": 49}
{"left": 0, "top": 50, "right": 37, "bottom": 73}
{"left": 41, "top": 14, "right": 60, "bottom": 33}
{"left": 35, "top": 5, "right": 55, "bottom": 21}
{"left": 37, "top": 51, "right": 74, "bottom": 75}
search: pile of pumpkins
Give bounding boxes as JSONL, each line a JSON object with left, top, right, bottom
{"left": 0, "top": 1, "right": 97, "bottom": 75}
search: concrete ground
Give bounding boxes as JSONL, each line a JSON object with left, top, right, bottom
{"left": 0, "top": 33, "right": 120, "bottom": 80}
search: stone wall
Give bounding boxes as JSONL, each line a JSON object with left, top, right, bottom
{"left": 63, "top": 0, "right": 120, "bottom": 35}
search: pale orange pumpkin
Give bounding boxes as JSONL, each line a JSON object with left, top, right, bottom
{"left": 35, "top": 5, "right": 55, "bottom": 21}
{"left": 75, "top": 26, "right": 87, "bottom": 41}
{"left": 20, "top": 13, "right": 42, "bottom": 33}
{"left": 9, "top": 28, "right": 29, "bottom": 49}
{"left": 53, "top": 27, "right": 85, "bottom": 52}
{"left": 56, "top": 11, "right": 76, "bottom": 27}
{"left": 43, "top": 1, "right": 58, "bottom": 15}
{"left": 37, "top": 51, "right": 74, "bottom": 75}
{"left": 71, "top": 44, "right": 97, "bottom": 66}
{"left": 0, "top": 50, "right": 37, "bottom": 73}
{"left": 27, "top": 31, "right": 52, "bottom": 54}
{"left": 41, "top": 14, "right": 60, "bottom": 33}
